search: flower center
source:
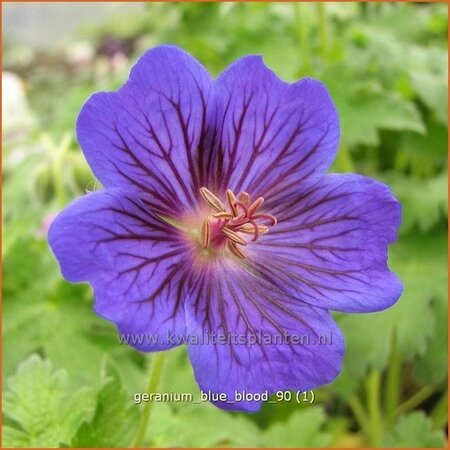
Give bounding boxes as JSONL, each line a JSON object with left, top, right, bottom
{"left": 199, "top": 187, "right": 277, "bottom": 259}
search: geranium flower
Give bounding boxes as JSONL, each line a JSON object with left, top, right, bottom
{"left": 48, "top": 45, "right": 402, "bottom": 412}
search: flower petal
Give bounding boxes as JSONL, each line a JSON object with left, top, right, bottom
{"left": 76, "top": 45, "right": 216, "bottom": 216}
{"left": 250, "top": 174, "right": 403, "bottom": 313}
{"left": 213, "top": 56, "right": 339, "bottom": 200}
{"left": 48, "top": 189, "right": 189, "bottom": 350}
{"left": 185, "top": 262, "right": 344, "bottom": 412}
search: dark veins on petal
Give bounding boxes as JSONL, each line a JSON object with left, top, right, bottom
{"left": 47, "top": 47, "right": 405, "bottom": 411}
{"left": 185, "top": 263, "right": 344, "bottom": 411}
{"left": 211, "top": 56, "right": 339, "bottom": 202}
{"left": 76, "top": 46, "right": 218, "bottom": 217}
{"left": 77, "top": 49, "right": 339, "bottom": 218}
{"left": 246, "top": 174, "right": 402, "bottom": 313}
{"left": 48, "top": 189, "right": 190, "bottom": 350}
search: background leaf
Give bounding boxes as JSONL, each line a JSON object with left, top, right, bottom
{"left": 262, "top": 407, "right": 332, "bottom": 448}
{"left": 333, "top": 233, "right": 448, "bottom": 398}
{"left": 70, "top": 361, "right": 139, "bottom": 448}
{"left": 381, "top": 412, "right": 446, "bottom": 448}
{"left": 2, "top": 355, "right": 94, "bottom": 448}
{"left": 3, "top": 2, "right": 448, "bottom": 447}
{"left": 149, "top": 402, "right": 262, "bottom": 447}
{"left": 2, "top": 236, "right": 145, "bottom": 393}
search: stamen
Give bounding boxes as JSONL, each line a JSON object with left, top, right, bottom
{"left": 237, "top": 191, "right": 251, "bottom": 205}
{"left": 233, "top": 201, "right": 249, "bottom": 217}
{"left": 238, "top": 224, "right": 269, "bottom": 235}
{"left": 222, "top": 227, "right": 247, "bottom": 246}
{"left": 213, "top": 211, "right": 234, "bottom": 219}
{"left": 200, "top": 187, "right": 226, "bottom": 213}
{"left": 247, "top": 197, "right": 264, "bottom": 217}
{"left": 200, "top": 217, "right": 211, "bottom": 248}
{"left": 227, "top": 189, "right": 238, "bottom": 217}
{"left": 228, "top": 214, "right": 248, "bottom": 228}
{"left": 227, "top": 241, "right": 246, "bottom": 259}
{"left": 198, "top": 187, "right": 276, "bottom": 260}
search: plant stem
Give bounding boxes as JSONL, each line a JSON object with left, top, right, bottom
{"left": 317, "top": 2, "right": 329, "bottom": 63}
{"left": 396, "top": 384, "right": 435, "bottom": 415}
{"left": 348, "top": 395, "right": 369, "bottom": 432}
{"left": 385, "top": 333, "right": 400, "bottom": 429}
{"left": 133, "top": 352, "right": 166, "bottom": 448}
{"left": 366, "top": 369, "right": 382, "bottom": 447}
{"left": 431, "top": 391, "right": 448, "bottom": 430}
{"left": 295, "top": 2, "right": 312, "bottom": 74}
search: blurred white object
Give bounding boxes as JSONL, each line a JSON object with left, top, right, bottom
{"left": 2, "top": 71, "right": 35, "bottom": 140}
{"left": 3, "top": 3, "right": 145, "bottom": 49}
{"left": 65, "top": 41, "right": 95, "bottom": 68}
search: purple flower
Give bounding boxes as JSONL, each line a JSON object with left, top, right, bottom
{"left": 48, "top": 45, "right": 402, "bottom": 412}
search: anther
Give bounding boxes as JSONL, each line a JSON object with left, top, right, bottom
{"left": 212, "top": 211, "right": 234, "bottom": 219}
{"left": 247, "top": 197, "right": 264, "bottom": 217}
{"left": 237, "top": 191, "right": 251, "bottom": 205}
{"left": 227, "top": 189, "right": 238, "bottom": 217}
{"left": 200, "top": 217, "right": 211, "bottom": 248}
{"left": 200, "top": 187, "right": 226, "bottom": 213}
{"left": 198, "top": 187, "right": 276, "bottom": 260}
{"left": 227, "top": 241, "right": 246, "bottom": 259}
{"left": 222, "top": 227, "right": 247, "bottom": 246}
{"left": 238, "top": 224, "right": 269, "bottom": 235}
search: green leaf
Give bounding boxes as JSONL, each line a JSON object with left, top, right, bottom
{"left": 413, "top": 296, "right": 448, "bottom": 385}
{"left": 381, "top": 412, "right": 446, "bottom": 448}
{"left": 70, "top": 360, "right": 139, "bottom": 448}
{"left": 387, "top": 172, "right": 448, "bottom": 234}
{"left": 360, "top": 3, "right": 445, "bottom": 45}
{"left": 333, "top": 233, "right": 447, "bottom": 397}
{"left": 394, "top": 121, "right": 448, "bottom": 178}
{"left": 3, "top": 236, "right": 145, "bottom": 393}
{"left": 2, "top": 355, "right": 93, "bottom": 448}
{"left": 406, "top": 45, "right": 448, "bottom": 122}
{"left": 348, "top": 11, "right": 447, "bottom": 80}
{"left": 411, "top": 71, "right": 448, "bottom": 124}
{"left": 324, "top": 72, "right": 425, "bottom": 147}
{"left": 159, "top": 346, "right": 199, "bottom": 402}
{"left": 262, "top": 407, "right": 332, "bottom": 448}
{"left": 150, "top": 403, "right": 262, "bottom": 447}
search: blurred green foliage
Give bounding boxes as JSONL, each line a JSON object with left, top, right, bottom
{"left": 3, "top": 3, "right": 448, "bottom": 448}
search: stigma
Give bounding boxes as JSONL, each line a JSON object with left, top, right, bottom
{"left": 198, "top": 187, "right": 277, "bottom": 259}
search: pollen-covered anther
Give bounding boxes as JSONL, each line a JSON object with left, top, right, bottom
{"left": 200, "top": 217, "right": 211, "bottom": 248}
{"left": 227, "top": 241, "right": 246, "bottom": 259}
{"left": 226, "top": 189, "right": 238, "bottom": 216}
{"left": 212, "top": 211, "right": 234, "bottom": 219}
{"left": 199, "top": 187, "right": 277, "bottom": 259}
{"left": 238, "top": 224, "right": 269, "bottom": 235}
{"left": 237, "top": 191, "right": 251, "bottom": 205}
{"left": 222, "top": 227, "right": 247, "bottom": 246}
{"left": 200, "top": 187, "right": 226, "bottom": 213}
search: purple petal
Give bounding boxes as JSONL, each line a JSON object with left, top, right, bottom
{"left": 212, "top": 56, "right": 339, "bottom": 200}
{"left": 185, "top": 263, "right": 344, "bottom": 412}
{"left": 48, "top": 189, "right": 189, "bottom": 350}
{"left": 249, "top": 174, "right": 403, "bottom": 313}
{"left": 76, "top": 45, "right": 216, "bottom": 217}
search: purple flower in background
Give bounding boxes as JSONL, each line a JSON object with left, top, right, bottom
{"left": 48, "top": 45, "right": 402, "bottom": 412}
